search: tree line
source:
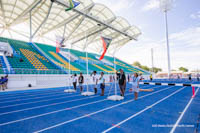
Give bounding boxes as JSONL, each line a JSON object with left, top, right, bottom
{"left": 132, "top": 61, "right": 189, "bottom": 73}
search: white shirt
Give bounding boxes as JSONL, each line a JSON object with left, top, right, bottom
{"left": 131, "top": 75, "right": 139, "bottom": 86}
{"left": 92, "top": 74, "right": 98, "bottom": 84}
{"left": 72, "top": 76, "right": 78, "bottom": 83}
{"left": 99, "top": 76, "right": 105, "bottom": 84}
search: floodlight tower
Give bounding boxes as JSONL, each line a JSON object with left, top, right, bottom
{"left": 160, "top": 0, "right": 173, "bottom": 78}
{"left": 151, "top": 48, "right": 154, "bottom": 73}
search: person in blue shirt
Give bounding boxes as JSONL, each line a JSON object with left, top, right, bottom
{"left": 2, "top": 75, "right": 8, "bottom": 89}
{"left": 0, "top": 77, "right": 5, "bottom": 91}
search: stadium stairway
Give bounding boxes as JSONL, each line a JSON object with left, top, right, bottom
{"left": 2, "top": 54, "right": 11, "bottom": 74}
{"left": 0, "top": 56, "right": 6, "bottom": 74}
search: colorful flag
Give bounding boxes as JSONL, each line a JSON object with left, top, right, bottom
{"left": 99, "top": 36, "right": 112, "bottom": 60}
{"left": 65, "top": 0, "right": 80, "bottom": 11}
{"left": 56, "top": 36, "right": 65, "bottom": 53}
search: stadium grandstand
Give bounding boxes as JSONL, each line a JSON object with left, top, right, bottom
{"left": 0, "top": 0, "right": 199, "bottom": 133}
{"left": 0, "top": 0, "right": 148, "bottom": 87}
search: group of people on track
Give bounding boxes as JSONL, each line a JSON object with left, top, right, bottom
{"left": 0, "top": 75, "right": 8, "bottom": 91}
{"left": 71, "top": 69, "right": 143, "bottom": 100}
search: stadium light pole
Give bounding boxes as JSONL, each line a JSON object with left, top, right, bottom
{"left": 151, "top": 48, "right": 154, "bottom": 73}
{"left": 160, "top": 0, "right": 172, "bottom": 78}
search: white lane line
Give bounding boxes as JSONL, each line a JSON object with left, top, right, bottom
{"left": 0, "top": 95, "right": 90, "bottom": 115}
{"left": 0, "top": 88, "right": 117, "bottom": 115}
{"left": 0, "top": 83, "right": 115, "bottom": 99}
{"left": 0, "top": 84, "right": 148, "bottom": 100}
{"left": 0, "top": 84, "right": 150, "bottom": 108}
{"left": 33, "top": 86, "right": 173, "bottom": 133}
{"left": 0, "top": 92, "right": 82, "bottom": 109}
{"left": 102, "top": 87, "right": 186, "bottom": 133}
{"left": 0, "top": 89, "right": 67, "bottom": 100}
{"left": 170, "top": 87, "right": 199, "bottom": 133}
{"left": 0, "top": 91, "right": 80, "bottom": 104}
{"left": 0, "top": 88, "right": 66, "bottom": 98}
{"left": 0, "top": 86, "right": 163, "bottom": 127}
{"left": 0, "top": 91, "right": 70, "bottom": 102}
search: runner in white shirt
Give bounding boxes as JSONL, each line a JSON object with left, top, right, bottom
{"left": 131, "top": 73, "right": 140, "bottom": 100}
{"left": 130, "top": 73, "right": 154, "bottom": 98}
{"left": 91, "top": 71, "right": 98, "bottom": 94}
{"left": 72, "top": 74, "right": 78, "bottom": 90}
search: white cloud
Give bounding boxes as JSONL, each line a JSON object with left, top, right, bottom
{"left": 190, "top": 11, "right": 200, "bottom": 19}
{"left": 157, "top": 27, "right": 200, "bottom": 71}
{"left": 142, "top": 0, "right": 160, "bottom": 12}
{"left": 142, "top": 0, "right": 176, "bottom": 12}
{"left": 190, "top": 14, "right": 197, "bottom": 19}
{"left": 117, "top": 26, "right": 200, "bottom": 72}
{"left": 169, "top": 27, "right": 200, "bottom": 47}
{"left": 93, "top": 0, "right": 135, "bottom": 13}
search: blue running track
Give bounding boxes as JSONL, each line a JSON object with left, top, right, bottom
{"left": 0, "top": 83, "right": 199, "bottom": 133}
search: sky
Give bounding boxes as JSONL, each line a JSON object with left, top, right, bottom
{"left": 0, "top": 0, "right": 199, "bottom": 72}
{"left": 93, "top": 0, "right": 200, "bottom": 72}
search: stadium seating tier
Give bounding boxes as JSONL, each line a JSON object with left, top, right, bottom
{"left": 0, "top": 37, "right": 150, "bottom": 75}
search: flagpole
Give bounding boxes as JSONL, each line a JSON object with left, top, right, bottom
{"left": 107, "top": 50, "right": 124, "bottom": 101}
{"left": 81, "top": 31, "right": 95, "bottom": 96}
{"left": 64, "top": 27, "right": 76, "bottom": 93}
{"left": 64, "top": 44, "right": 76, "bottom": 93}
{"left": 86, "top": 46, "right": 89, "bottom": 91}
{"left": 114, "top": 56, "right": 117, "bottom": 96}
{"left": 68, "top": 45, "right": 71, "bottom": 88}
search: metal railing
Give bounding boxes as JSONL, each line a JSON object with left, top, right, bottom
{"left": 0, "top": 68, "right": 118, "bottom": 75}
{"left": 0, "top": 67, "right": 146, "bottom": 75}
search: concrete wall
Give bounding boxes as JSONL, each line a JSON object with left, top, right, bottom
{"left": 2, "top": 74, "right": 111, "bottom": 91}
{"left": 1, "top": 74, "right": 150, "bottom": 91}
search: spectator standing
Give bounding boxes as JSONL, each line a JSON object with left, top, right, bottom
{"left": 118, "top": 69, "right": 126, "bottom": 97}
{"left": 72, "top": 74, "right": 78, "bottom": 90}
{"left": 78, "top": 72, "right": 84, "bottom": 92}
{"left": 91, "top": 71, "right": 98, "bottom": 94}
{"left": 99, "top": 72, "right": 105, "bottom": 96}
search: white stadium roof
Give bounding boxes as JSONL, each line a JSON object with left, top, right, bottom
{"left": 0, "top": 0, "right": 141, "bottom": 55}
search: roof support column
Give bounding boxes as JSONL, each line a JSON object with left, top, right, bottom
{"left": 63, "top": 23, "right": 67, "bottom": 38}
{"left": 54, "top": 0, "right": 136, "bottom": 40}
{"left": 71, "top": 17, "right": 116, "bottom": 45}
{"left": 30, "top": 11, "right": 32, "bottom": 42}
{"left": 31, "top": 1, "right": 53, "bottom": 40}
